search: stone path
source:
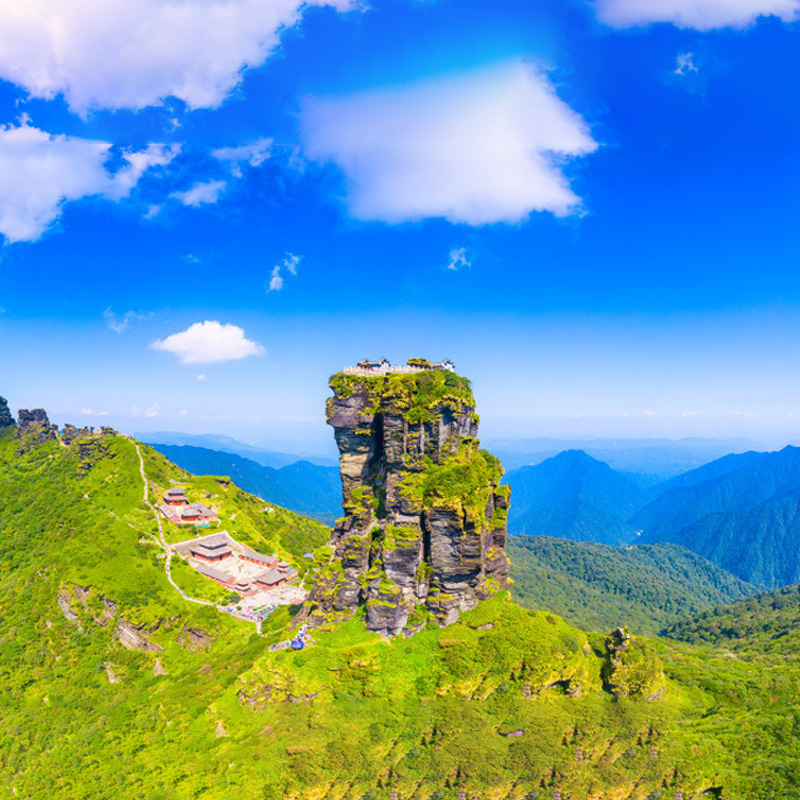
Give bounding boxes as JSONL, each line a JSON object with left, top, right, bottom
{"left": 132, "top": 440, "right": 218, "bottom": 610}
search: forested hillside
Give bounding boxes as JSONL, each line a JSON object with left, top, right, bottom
{"left": 508, "top": 535, "right": 755, "bottom": 635}
{"left": 666, "top": 584, "right": 800, "bottom": 652}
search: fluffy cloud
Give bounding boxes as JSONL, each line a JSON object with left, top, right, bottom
{"left": 0, "top": 0, "right": 357, "bottom": 114}
{"left": 447, "top": 247, "right": 471, "bottom": 271}
{"left": 170, "top": 180, "right": 227, "bottom": 207}
{"left": 267, "top": 252, "right": 301, "bottom": 292}
{"left": 0, "top": 121, "right": 177, "bottom": 243}
{"left": 150, "top": 320, "right": 265, "bottom": 364}
{"left": 301, "top": 61, "right": 597, "bottom": 225}
{"left": 595, "top": 0, "right": 800, "bottom": 29}
{"left": 213, "top": 138, "right": 273, "bottom": 177}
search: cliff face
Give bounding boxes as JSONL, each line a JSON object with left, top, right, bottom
{"left": 304, "top": 368, "right": 510, "bottom": 636}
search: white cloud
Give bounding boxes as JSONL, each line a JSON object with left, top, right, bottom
{"left": 284, "top": 253, "right": 300, "bottom": 275}
{"left": 447, "top": 247, "right": 471, "bottom": 271}
{"left": 144, "top": 403, "right": 160, "bottom": 418}
{"left": 0, "top": 120, "right": 178, "bottom": 243}
{"left": 213, "top": 137, "right": 273, "bottom": 177}
{"left": 675, "top": 53, "right": 699, "bottom": 75}
{"left": 171, "top": 180, "right": 227, "bottom": 207}
{"left": 0, "top": 0, "right": 358, "bottom": 114}
{"left": 81, "top": 408, "right": 109, "bottom": 416}
{"left": 103, "top": 307, "right": 153, "bottom": 333}
{"left": 268, "top": 267, "right": 284, "bottom": 292}
{"left": 267, "top": 252, "right": 301, "bottom": 292}
{"left": 301, "top": 61, "right": 598, "bottom": 226}
{"left": 151, "top": 320, "right": 265, "bottom": 364}
{"left": 197, "top": 374, "right": 207, "bottom": 381}
{"left": 595, "top": 0, "right": 800, "bottom": 29}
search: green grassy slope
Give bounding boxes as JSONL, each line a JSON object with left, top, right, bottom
{"left": 3, "top": 431, "right": 800, "bottom": 798}
{"left": 508, "top": 535, "right": 757, "bottom": 635}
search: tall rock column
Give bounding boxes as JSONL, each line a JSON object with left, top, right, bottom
{"left": 304, "top": 366, "right": 510, "bottom": 636}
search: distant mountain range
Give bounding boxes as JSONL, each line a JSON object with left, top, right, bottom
{"left": 490, "top": 436, "right": 761, "bottom": 482}
{"left": 138, "top": 431, "right": 337, "bottom": 468}
{"left": 147, "top": 443, "right": 342, "bottom": 525}
{"left": 503, "top": 450, "right": 654, "bottom": 544}
{"left": 635, "top": 446, "right": 800, "bottom": 588}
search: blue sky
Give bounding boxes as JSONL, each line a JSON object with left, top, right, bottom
{"left": 3, "top": 0, "right": 800, "bottom": 453}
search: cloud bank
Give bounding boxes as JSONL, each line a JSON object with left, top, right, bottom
{"left": 0, "top": 121, "right": 177, "bottom": 243}
{"left": 151, "top": 320, "right": 265, "bottom": 364}
{"left": 0, "top": 0, "right": 356, "bottom": 113}
{"left": 301, "top": 61, "right": 598, "bottom": 226}
{"left": 595, "top": 0, "right": 800, "bottom": 29}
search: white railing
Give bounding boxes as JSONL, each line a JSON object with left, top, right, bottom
{"left": 342, "top": 364, "right": 453, "bottom": 376}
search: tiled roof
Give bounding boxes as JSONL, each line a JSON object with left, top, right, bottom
{"left": 196, "top": 532, "right": 228, "bottom": 548}
{"left": 194, "top": 564, "right": 230, "bottom": 583}
{"left": 255, "top": 568, "right": 284, "bottom": 586}
{"left": 240, "top": 549, "right": 275, "bottom": 563}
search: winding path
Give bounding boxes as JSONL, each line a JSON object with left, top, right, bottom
{"left": 132, "top": 440, "right": 218, "bottom": 609}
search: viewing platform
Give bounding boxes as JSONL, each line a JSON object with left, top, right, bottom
{"left": 342, "top": 358, "right": 455, "bottom": 377}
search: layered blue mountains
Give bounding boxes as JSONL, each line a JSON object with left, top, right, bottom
{"left": 148, "top": 434, "right": 800, "bottom": 592}
{"left": 502, "top": 450, "right": 653, "bottom": 545}
{"left": 145, "top": 442, "right": 342, "bottom": 525}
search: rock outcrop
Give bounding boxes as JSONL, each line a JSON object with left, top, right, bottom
{"left": 0, "top": 396, "right": 14, "bottom": 431}
{"left": 602, "top": 627, "right": 666, "bottom": 700}
{"left": 303, "top": 365, "right": 510, "bottom": 635}
{"left": 61, "top": 424, "right": 94, "bottom": 445}
{"left": 17, "top": 408, "right": 57, "bottom": 443}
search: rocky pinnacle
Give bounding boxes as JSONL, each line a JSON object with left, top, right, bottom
{"left": 0, "top": 396, "right": 14, "bottom": 431}
{"left": 303, "top": 366, "right": 510, "bottom": 636}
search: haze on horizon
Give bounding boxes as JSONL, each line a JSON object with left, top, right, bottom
{"left": 2, "top": 0, "right": 800, "bottom": 451}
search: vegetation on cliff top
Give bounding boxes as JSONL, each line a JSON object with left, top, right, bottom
{"left": 328, "top": 367, "right": 476, "bottom": 425}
